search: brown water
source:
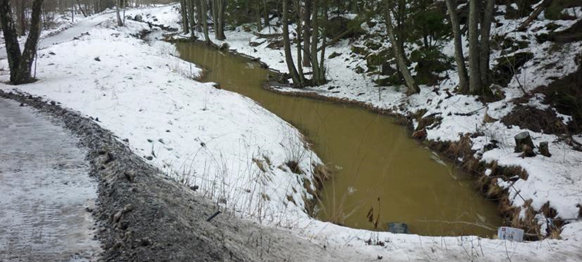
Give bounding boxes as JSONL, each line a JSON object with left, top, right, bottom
{"left": 175, "top": 42, "right": 502, "bottom": 237}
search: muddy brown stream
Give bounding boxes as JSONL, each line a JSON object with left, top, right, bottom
{"left": 176, "top": 42, "right": 502, "bottom": 237}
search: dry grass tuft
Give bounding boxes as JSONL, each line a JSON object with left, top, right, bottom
{"left": 285, "top": 160, "right": 303, "bottom": 174}
{"left": 312, "top": 163, "right": 332, "bottom": 190}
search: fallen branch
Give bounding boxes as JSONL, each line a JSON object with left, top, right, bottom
{"left": 518, "top": 0, "right": 552, "bottom": 31}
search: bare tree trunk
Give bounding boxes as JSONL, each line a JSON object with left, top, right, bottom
{"left": 282, "top": 0, "right": 301, "bottom": 87}
{"left": 302, "top": 0, "right": 311, "bottom": 67}
{"left": 122, "top": 0, "right": 126, "bottom": 25}
{"left": 116, "top": 0, "right": 123, "bottom": 26}
{"left": 0, "top": 0, "right": 44, "bottom": 84}
{"left": 445, "top": 0, "right": 468, "bottom": 92}
{"left": 211, "top": 0, "right": 218, "bottom": 37}
{"left": 385, "top": 0, "right": 418, "bottom": 94}
{"left": 479, "top": 0, "right": 495, "bottom": 89}
{"left": 188, "top": 0, "right": 196, "bottom": 36}
{"left": 262, "top": 0, "right": 269, "bottom": 28}
{"left": 319, "top": 0, "right": 327, "bottom": 76}
{"left": 76, "top": 0, "right": 87, "bottom": 17}
{"left": 195, "top": 0, "right": 202, "bottom": 32}
{"left": 215, "top": 0, "right": 226, "bottom": 40}
{"left": 468, "top": 0, "right": 481, "bottom": 94}
{"left": 256, "top": 1, "right": 262, "bottom": 32}
{"left": 1, "top": 0, "right": 24, "bottom": 82}
{"left": 296, "top": 0, "right": 305, "bottom": 83}
{"left": 200, "top": 0, "right": 210, "bottom": 44}
{"left": 311, "top": 0, "right": 322, "bottom": 84}
{"left": 17, "top": 0, "right": 25, "bottom": 36}
{"left": 180, "top": 0, "right": 189, "bottom": 34}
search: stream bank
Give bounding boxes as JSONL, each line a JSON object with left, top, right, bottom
{"left": 174, "top": 41, "right": 504, "bottom": 237}
{"left": 177, "top": 9, "right": 582, "bottom": 240}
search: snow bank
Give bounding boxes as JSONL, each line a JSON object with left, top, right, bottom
{"left": 0, "top": 8, "right": 320, "bottom": 229}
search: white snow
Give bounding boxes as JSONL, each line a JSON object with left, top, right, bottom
{"left": 1, "top": 4, "right": 581, "bottom": 261}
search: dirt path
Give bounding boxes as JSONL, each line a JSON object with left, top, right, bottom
{"left": 0, "top": 98, "right": 101, "bottom": 261}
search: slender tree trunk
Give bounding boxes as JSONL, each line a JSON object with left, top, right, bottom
{"left": 302, "top": 0, "right": 311, "bottom": 67}
{"left": 200, "top": 0, "right": 210, "bottom": 44}
{"left": 116, "top": 0, "right": 123, "bottom": 26}
{"left": 122, "top": 0, "right": 126, "bottom": 25}
{"left": 0, "top": 0, "right": 44, "bottom": 84}
{"left": 311, "top": 0, "right": 322, "bottom": 84}
{"left": 180, "top": 0, "right": 189, "bottom": 34}
{"left": 296, "top": 0, "right": 305, "bottom": 83}
{"left": 319, "top": 0, "right": 327, "bottom": 77}
{"left": 445, "top": 0, "right": 468, "bottom": 93}
{"left": 195, "top": 0, "right": 202, "bottom": 32}
{"left": 212, "top": 0, "right": 218, "bottom": 38}
{"left": 385, "top": 0, "right": 418, "bottom": 94}
{"left": 215, "top": 0, "right": 226, "bottom": 40}
{"left": 282, "top": 0, "right": 301, "bottom": 87}
{"left": 468, "top": 0, "right": 481, "bottom": 94}
{"left": 479, "top": 0, "right": 495, "bottom": 89}
{"left": 188, "top": 0, "right": 196, "bottom": 36}
{"left": 263, "top": 0, "right": 269, "bottom": 28}
{"left": 76, "top": 0, "right": 87, "bottom": 17}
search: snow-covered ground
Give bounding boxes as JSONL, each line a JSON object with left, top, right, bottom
{"left": 1, "top": 4, "right": 581, "bottom": 261}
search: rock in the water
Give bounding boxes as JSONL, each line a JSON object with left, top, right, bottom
{"left": 540, "top": 141, "right": 551, "bottom": 157}
{"left": 514, "top": 131, "right": 535, "bottom": 154}
{"left": 134, "top": 14, "right": 143, "bottom": 22}
{"left": 387, "top": 222, "right": 409, "bottom": 234}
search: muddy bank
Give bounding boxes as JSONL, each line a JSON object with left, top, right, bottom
{"left": 0, "top": 90, "right": 348, "bottom": 262}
